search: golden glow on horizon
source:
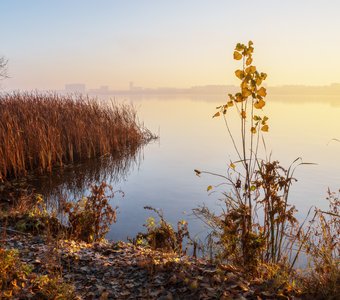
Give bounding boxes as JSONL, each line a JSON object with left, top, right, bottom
{"left": 2, "top": 1, "right": 340, "bottom": 90}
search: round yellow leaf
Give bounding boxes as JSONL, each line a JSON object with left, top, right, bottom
{"left": 235, "top": 43, "right": 244, "bottom": 51}
{"left": 242, "top": 88, "right": 252, "bottom": 98}
{"left": 235, "top": 93, "right": 243, "bottom": 102}
{"left": 257, "top": 87, "right": 267, "bottom": 97}
{"left": 254, "top": 99, "right": 265, "bottom": 109}
{"left": 246, "top": 66, "right": 256, "bottom": 74}
{"left": 235, "top": 69, "right": 244, "bottom": 79}
{"left": 256, "top": 78, "right": 262, "bottom": 86}
{"left": 233, "top": 51, "right": 242, "bottom": 60}
{"left": 261, "top": 124, "right": 269, "bottom": 132}
{"left": 261, "top": 72, "right": 268, "bottom": 80}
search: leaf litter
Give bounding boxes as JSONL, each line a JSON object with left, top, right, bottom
{"left": 2, "top": 229, "right": 302, "bottom": 299}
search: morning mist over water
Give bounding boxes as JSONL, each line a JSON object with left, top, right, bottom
{"left": 24, "top": 92, "right": 340, "bottom": 241}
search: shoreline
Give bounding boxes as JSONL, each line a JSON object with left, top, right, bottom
{"left": 2, "top": 227, "right": 304, "bottom": 300}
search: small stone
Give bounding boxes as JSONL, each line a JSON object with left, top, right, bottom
{"left": 95, "top": 284, "right": 106, "bottom": 294}
{"left": 234, "top": 296, "right": 247, "bottom": 300}
{"left": 64, "top": 274, "right": 73, "bottom": 280}
{"left": 158, "top": 292, "right": 173, "bottom": 300}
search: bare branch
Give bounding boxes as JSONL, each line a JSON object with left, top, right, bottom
{"left": 0, "top": 56, "right": 8, "bottom": 80}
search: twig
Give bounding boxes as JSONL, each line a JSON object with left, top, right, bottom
{"left": 0, "top": 226, "right": 30, "bottom": 236}
{"left": 319, "top": 210, "right": 340, "bottom": 218}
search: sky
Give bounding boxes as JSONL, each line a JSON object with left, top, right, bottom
{"left": 1, "top": 0, "right": 340, "bottom": 90}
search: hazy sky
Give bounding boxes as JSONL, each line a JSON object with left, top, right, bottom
{"left": 2, "top": 0, "right": 340, "bottom": 90}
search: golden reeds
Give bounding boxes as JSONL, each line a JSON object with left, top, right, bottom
{"left": 0, "top": 92, "right": 153, "bottom": 181}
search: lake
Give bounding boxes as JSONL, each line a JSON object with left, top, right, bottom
{"left": 30, "top": 93, "right": 340, "bottom": 242}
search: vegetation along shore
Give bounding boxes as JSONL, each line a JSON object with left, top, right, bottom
{"left": 0, "top": 92, "right": 155, "bottom": 181}
{"left": 0, "top": 42, "right": 339, "bottom": 299}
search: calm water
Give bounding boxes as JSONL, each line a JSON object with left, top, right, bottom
{"left": 32, "top": 93, "right": 340, "bottom": 241}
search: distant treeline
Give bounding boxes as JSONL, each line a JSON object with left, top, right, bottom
{"left": 75, "top": 83, "right": 340, "bottom": 96}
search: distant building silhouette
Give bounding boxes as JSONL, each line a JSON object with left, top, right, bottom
{"left": 65, "top": 84, "right": 86, "bottom": 93}
{"left": 99, "top": 85, "right": 109, "bottom": 93}
{"left": 66, "top": 82, "right": 340, "bottom": 97}
{"left": 129, "top": 81, "right": 143, "bottom": 92}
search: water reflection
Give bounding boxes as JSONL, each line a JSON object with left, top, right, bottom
{"left": 116, "top": 92, "right": 340, "bottom": 107}
{"left": 27, "top": 148, "right": 143, "bottom": 206}
{"left": 21, "top": 93, "right": 340, "bottom": 244}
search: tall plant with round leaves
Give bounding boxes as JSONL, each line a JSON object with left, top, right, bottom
{"left": 195, "top": 42, "right": 301, "bottom": 271}
{"left": 213, "top": 41, "right": 269, "bottom": 236}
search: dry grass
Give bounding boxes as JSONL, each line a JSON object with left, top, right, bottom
{"left": 301, "top": 190, "right": 340, "bottom": 299}
{"left": 0, "top": 92, "right": 154, "bottom": 181}
{"left": 0, "top": 247, "right": 75, "bottom": 299}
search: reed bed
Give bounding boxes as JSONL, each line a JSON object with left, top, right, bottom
{"left": 0, "top": 92, "right": 154, "bottom": 181}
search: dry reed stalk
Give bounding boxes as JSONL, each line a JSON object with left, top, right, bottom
{"left": 0, "top": 92, "right": 154, "bottom": 181}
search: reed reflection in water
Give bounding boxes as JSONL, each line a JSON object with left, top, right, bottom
{"left": 27, "top": 147, "right": 144, "bottom": 213}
